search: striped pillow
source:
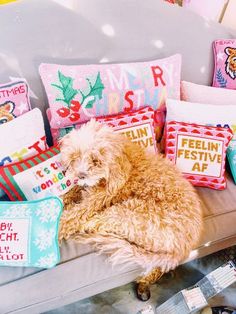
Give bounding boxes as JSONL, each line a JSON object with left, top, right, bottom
{"left": 0, "top": 146, "right": 77, "bottom": 201}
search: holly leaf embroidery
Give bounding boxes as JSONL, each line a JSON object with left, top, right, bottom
{"left": 52, "top": 71, "right": 78, "bottom": 106}
{"left": 79, "top": 72, "right": 104, "bottom": 109}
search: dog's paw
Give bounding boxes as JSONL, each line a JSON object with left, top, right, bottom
{"left": 136, "top": 283, "right": 151, "bottom": 302}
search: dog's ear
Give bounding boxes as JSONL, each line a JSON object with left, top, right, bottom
{"left": 106, "top": 150, "right": 131, "bottom": 196}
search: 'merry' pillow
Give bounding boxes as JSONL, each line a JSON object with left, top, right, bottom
{"left": 165, "top": 121, "right": 233, "bottom": 190}
{"left": 39, "top": 54, "right": 181, "bottom": 130}
{"left": 0, "top": 146, "right": 77, "bottom": 201}
{"left": 0, "top": 197, "right": 62, "bottom": 268}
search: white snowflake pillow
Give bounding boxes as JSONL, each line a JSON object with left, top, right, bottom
{"left": 0, "top": 196, "right": 62, "bottom": 268}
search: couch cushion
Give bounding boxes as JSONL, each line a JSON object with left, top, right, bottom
{"left": 195, "top": 172, "right": 236, "bottom": 246}
{"left": 1, "top": 173, "right": 236, "bottom": 288}
{"left": 0, "top": 240, "right": 93, "bottom": 287}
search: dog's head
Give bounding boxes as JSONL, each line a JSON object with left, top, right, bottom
{"left": 60, "top": 119, "right": 132, "bottom": 193}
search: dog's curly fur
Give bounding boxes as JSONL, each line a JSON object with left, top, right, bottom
{"left": 59, "top": 119, "right": 203, "bottom": 299}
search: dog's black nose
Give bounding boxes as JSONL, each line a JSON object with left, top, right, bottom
{"left": 78, "top": 172, "right": 87, "bottom": 179}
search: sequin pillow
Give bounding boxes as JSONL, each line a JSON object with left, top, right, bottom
{"left": 165, "top": 121, "right": 233, "bottom": 190}
{"left": 213, "top": 39, "right": 236, "bottom": 90}
{"left": 0, "top": 80, "right": 31, "bottom": 124}
{"left": 39, "top": 54, "right": 181, "bottom": 132}
{"left": 0, "top": 146, "right": 77, "bottom": 201}
{"left": 0, "top": 197, "right": 62, "bottom": 268}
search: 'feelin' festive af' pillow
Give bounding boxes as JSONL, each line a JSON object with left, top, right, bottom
{"left": 0, "top": 146, "right": 77, "bottom": 201}
{"left": 165, "top": 121, "right": 233, "bottom": 190}
{"left": 39, "top": 54, "right": 181, "bottom": 131}
{"left": 49, "top": 107, "right": 158, "bottom": 154}
{"left": 166, "top": 98, "right": 236, "bottom": 184}
{"left": 96, "top": 106, "right": 158, "bottom": 154}
{"left": 0, "top": 80, "right": 31, "bottom": 124}
{"left": 213, "top": 39, "right": 236, "bottom": 90}
{"left": 0, "top": 197, "right": 62, "bottom": 268}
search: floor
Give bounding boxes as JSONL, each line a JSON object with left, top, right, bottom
{"left": 45, "top": 246, "right": 236, "bottom": 314}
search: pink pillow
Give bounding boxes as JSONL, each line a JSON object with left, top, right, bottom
{"left": 0, "top": 80, "right": 31, "bottom": 124}
{"left": 181, "top": 81, "right": 236, "bottom": 105}
{"left": 49, "top": 107, "right": 158, "bottom": 154}
{"left": 213, "top": 39, "right": 236, "bottom": 90}
{"left": 165, "top": 121, "right": 233, "bottom": 190}
{"left": 96, "top": 106, "right": 158, "bottom": 154}
{"left": 39, "top": 55, "right": 181, "bottom": 130}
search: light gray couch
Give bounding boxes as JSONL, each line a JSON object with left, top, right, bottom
{"left": 1, "top": 0, "right": 236, "bottom": 313}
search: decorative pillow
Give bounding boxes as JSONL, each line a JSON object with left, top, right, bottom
{"left": 0, "top": 197, "right": 62, "bottom": 268}
{"left": 181, "top": 81, "right": 236, "bottom": 106}
{"left": 166, "top": 99, "right": 236, "bottom": 183}
{"left": 165, "top": 121, "right": 233, "bottom": 190}
{"left": 0, "top": 108, "right": 47, "bottom": 198}
{"left": 48, "top": 107, "right": 158, "bottom": 154}
{"left": 0, "top": 146, "right": 78, "bottom": 201}
{"left": 213, "top": 39, "right": 236, "bottom": 90}
{"left": 96, "top": 107, "right": 158, "bottom": 154}
{"left": 0, "top": 80, "right": 31, "bottom": 124}
{"left": 39, "top": 54, "right": 181, "bottom": 130}
{"left": 166, "top": 99, "right": 236, "bottom": 127}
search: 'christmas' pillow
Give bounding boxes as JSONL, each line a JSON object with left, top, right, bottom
{"left": 0, "top": 146, "right": 77, "bottom": 201}
{"left": 213, "top": 39, "right": 236, "bottom": 90}
{"left": 0, "top": 108, "right": 47, "bottom": 198}
{"left": 39, "top": 54, "right": 181, "bottom": 135}
{"left": 49, "top": 107, "right": 158, "bottom": 154}
{"left": 0, "top": 197, "right": 62, "bottom": 268}
{"left": 165, "top": 121, "right": 233, "bottom": 190}
{"left": 0, "top": 80, "right": 31, "bottom": 124}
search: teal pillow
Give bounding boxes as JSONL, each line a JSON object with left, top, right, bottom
{"left": 0, "top": 196, "right": 62, "bottom": 268}
{"left": 227, "top": 139, "right": 236, "bottom": 184}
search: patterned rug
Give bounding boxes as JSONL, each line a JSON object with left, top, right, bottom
{"left": 45, "top": 246, "right": 236, "bottom": 314}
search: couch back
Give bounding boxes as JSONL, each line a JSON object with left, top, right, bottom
{"left": 0, "top": 0, "right": 235, "bottom": 143}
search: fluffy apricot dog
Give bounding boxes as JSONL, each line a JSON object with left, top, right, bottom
{"left": 59, "top": 119, "right": 203, "bottom": 300}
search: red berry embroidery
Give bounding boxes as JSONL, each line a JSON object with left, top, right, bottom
{"left": 69, "top": 113, "right": 80, "bottom": 122}
{"left": 70, "top": 100, "right": 81, "bottom": 112}
{"left": 57, "top": 107, "right": 70, "bottom": 117}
